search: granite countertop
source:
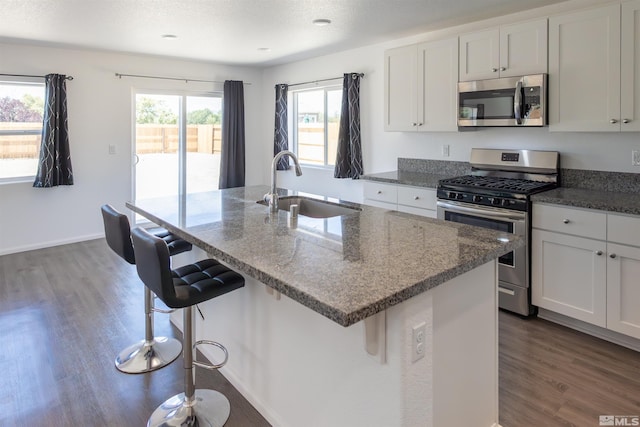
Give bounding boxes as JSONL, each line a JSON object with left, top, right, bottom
{"left": 532, "top": 187, "right": 640, "bottom": 216}
{"left": 127, "top": 185, "right": 521, "bottom": 327}
{"left": 361, "top": 170, "right": 455, "bottom": 188}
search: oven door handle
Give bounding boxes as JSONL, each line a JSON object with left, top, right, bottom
{"left": 437, "top": 200, "right": 526, "bottom": 221}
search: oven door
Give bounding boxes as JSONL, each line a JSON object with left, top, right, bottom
{"left": 436, "top": 200, "right": 527, "bottom": 289}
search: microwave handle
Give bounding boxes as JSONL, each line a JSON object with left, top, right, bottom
{"left": 514, "top": 80, "right": 524, "bottom": 125}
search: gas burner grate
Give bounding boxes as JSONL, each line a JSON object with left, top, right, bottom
{"left": 439, "top": 175, "right": 555, "bottom": 194}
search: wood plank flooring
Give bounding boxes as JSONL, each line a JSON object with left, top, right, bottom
{"left": 1, "top": 239, "right": 639, "bottom": 426}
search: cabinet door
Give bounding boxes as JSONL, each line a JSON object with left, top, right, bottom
{"left": 532, "top": 229, "right": 607, "bottom": 327}
{"left": 621, "top": 0, "right": 640, "bottom": 131}
{"left": 607, "top": 243, "right": 640, "bottom": 339}
{"left": 549, "top": 4, "right": 621, "bottom": 131}
{"left": 499, "top": 19, "right": 548, "bottom": 77}
{"left": 417, "top": 37, "right": 459, "bottom": 131}
{"left": 459, "top": 28, "right": 500, "bottom": 81}
{"left": 384, "top": 45, "right": 418, "bottom": 131}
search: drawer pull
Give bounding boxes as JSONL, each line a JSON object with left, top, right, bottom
{"left": 610, "top": 253, "right": 617, "bottom": 259}
{"left": 377, "top": 190, "right": 382, "bottom": 194}
{"left": 610, "top": 119, "right": 618, "bottom": 124}
{"left": 595, "top": 250, "right": 603, "bottom": 256}
{"left": 414, "top": 196, "right": 420, "bottom": 200}
{"left": 500, "top": 67, "right": 506, "bottom": 71}
{"left": 563, "top": 219, "right": 570, "bottom": 224}
{"left": 623, "top": 119, "right": 630, "bottom": 124}
{"left": 492, "top": 68, "right": 498, "bottom": 72}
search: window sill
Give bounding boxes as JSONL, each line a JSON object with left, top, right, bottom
{"left": 0, "top": 176, "right": 35, "bottom": 185}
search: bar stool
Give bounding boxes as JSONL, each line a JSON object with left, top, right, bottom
{"left": 101, "top": 204, "right": 192, "bottom": 374}
{"left": 131, "top": 227, "right": 245, "bottom": 427}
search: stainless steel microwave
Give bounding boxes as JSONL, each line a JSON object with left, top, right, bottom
{"left": 457, "top": 74, "right": 547, "bottom": 127}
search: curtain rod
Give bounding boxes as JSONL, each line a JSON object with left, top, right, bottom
{"left": 283, "top": 73, "right": 364, "bottom": 88}
{"left": 0, "top": 73, "right": 74, "bottom": 80}
{"left": 115, "top": 73, "right": 251, "bottom": 85}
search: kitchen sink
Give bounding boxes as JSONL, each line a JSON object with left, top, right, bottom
{"left": 257, "top": 196, "right": 360, "bottom": 218}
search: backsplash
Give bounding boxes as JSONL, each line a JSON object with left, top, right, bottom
{"left": 561, "top": 169, "right": 640, "bottom": 193}
{"left": 398, "top": 158, "right": 469, "bottom": 176}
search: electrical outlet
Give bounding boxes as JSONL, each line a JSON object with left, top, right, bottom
{"left": 108, "top": 144, "right": 117, "bottom": 155}
{"left": 442, "top": 144, "right": 450, "bottom": 158}
{"left": 412, "top": 322, "right": 426, "bottom": 362}
{"left": 633, "top": 150, "right": 640, "bottom": 166}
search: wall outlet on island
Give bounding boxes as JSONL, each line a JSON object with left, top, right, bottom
{"left": 442, "top": 144, "right": 450, "bottom": 158}
{"left": 412, "top": 322, "right": 426, "bottom": 363}
{"left": 633, "top": 150, "right": 640, "bottom": 166}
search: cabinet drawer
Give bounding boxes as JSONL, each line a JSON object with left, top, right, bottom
{"left": 397, "top": 186, "right": 436, "bottom": 210}
{"left": 363, "top": 182, "right": 398, "bottom": 204}
{"left": 532, "top": 203, "right": 606, "bottom": 240}
{"left": 608, "top": 213, "right": 640, "bottom": 247}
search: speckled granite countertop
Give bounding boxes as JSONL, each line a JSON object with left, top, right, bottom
{"left": 531, "top": 187, "right": 640, "bottom": 216}
{"left": 361, "top": 170, "right": 453, "bottom": 188}
{"left": 127, "top": 185, "right": 521, "bottom": 327}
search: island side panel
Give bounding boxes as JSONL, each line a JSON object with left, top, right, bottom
{"left": 433, "top": 260, "right": 499, "bottom": 427}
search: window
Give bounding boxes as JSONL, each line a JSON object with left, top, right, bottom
{"left": 134, "top": 92, "right": 222, "bottom": 203}
{"left": 292, "top": 86, "right": 342, "bottom": 167}
{"left": 0, "top": 80, "right": 45, "bottom": 181}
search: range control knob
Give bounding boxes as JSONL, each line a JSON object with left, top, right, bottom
{"left": 490, "top": 197, "right": 501, "bottom": 205}
{"left": 456, "top": 193, "right": 464, "bottom": 200}
{"left": 501, "top": 199, "right": 512, "bottom": 207}
{"left": 472, "top": 195, "right": 483, "bottom": 202}
{"left": 448, "top": 192, "right": 457, "bottom": 199}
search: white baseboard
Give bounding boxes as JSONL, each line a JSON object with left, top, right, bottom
{"left": 0, "top": 233, "right": 104, "bottom": 256}
{"left": 538, "top": 308, "right": 640, "bottom": 352}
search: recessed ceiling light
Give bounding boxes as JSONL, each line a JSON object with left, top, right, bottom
{"left": 161, "top": 34, "right": 178, "bottom": 40}
{"left": 257, "top": 47, "right": 271, "bottom": 52}
{"left": 312, "top": 19, "right": 331, "bottom": 26}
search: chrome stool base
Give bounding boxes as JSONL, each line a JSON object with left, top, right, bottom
{"left": 147, "top": 389, "right": 231, "bottom": 427}
{"left": 115, "top": 337, "right": 182, "bottom": 374}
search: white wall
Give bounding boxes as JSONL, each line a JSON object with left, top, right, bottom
{"left": 261, "top": 0, "right": 640, "bottom": 203}
{"left": 0, "top": 43, "right": 263, "bottom": 255}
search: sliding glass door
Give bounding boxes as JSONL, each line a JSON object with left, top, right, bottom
{"left": 134, "top": 92, "right": 222, "bottom": 204}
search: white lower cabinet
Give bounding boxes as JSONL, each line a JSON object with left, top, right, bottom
{"left": 363, "top": 181, "right": 436, "bottom": 218}
{"left": 532, "top": 203, "right": 640, "bottom": 339}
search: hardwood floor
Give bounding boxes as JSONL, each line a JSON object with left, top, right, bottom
{"left": 1, "top": 239, "right": 639, "bottom": 426}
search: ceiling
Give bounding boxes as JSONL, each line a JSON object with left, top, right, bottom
{"left": 0, "top": 0, "right": 569, "bottom": 67}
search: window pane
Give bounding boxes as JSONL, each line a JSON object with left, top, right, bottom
{"left": 297, "top": 90, "right": 325, "bottom": 166}
{"left": 327, "top": 89, "right": 342, "bottom": 166}
{"left": 135, "top": 94, "right": 179, "bottom": 199}
{"left": 0, "top": 82, "right": 45, "bottom": 179}
{"left": 186, "top": 96, "right": 221, "bottom": 193}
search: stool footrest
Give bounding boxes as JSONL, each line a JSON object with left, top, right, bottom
{"left": 193, "top": 340, "right": 228, "bottom": 370}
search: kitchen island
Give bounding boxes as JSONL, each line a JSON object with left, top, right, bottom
{"left": 127, "top": 185, "right": 521, "bottom": 427}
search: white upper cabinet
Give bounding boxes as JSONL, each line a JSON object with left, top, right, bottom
{"left": 384, "top": 37, "right": 458, "bottom": 132}
{"left": 621, "top": 0, "right": 640, "bottom": 131}
{"left": 549, "top": 2, "right": 640, "bottom": 131}
{"left": 459, "top": 19, "right": 547, "bottom": 81}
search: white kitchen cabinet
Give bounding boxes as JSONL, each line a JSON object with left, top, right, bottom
{"left": 549, "top": 2, "right": 640, "bottom": 131}
{"left": 363, "top": 181, "right": 437, "bottom": 218}
{"left": 532, "top": 228, "right": 607, "bottom": 327}
{"left": 384, "top": 37, "right": 458, "bottom": 132}
{"left": 459, "top": 19, "right": 547, "bottom": 81}
{"left": 532, "top": 203, "right": 640, "bottom": 339}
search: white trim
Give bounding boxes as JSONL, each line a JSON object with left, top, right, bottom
{"left": 0, "top": 233, "right": 104, "bottom": 256}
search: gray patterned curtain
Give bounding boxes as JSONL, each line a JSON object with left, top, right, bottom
{"left": 33, "top": 74, "right": 73, "bottom": 187}
{"left": 273, "top": 84, "right": 289, "bottom": 170}
{"left": 334, "top": 73, "right": 363, "bottom": 179}
{"left": 219, "top": 80, "right": 245, "bottom": 189}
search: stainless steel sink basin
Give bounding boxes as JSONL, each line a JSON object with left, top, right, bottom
{"left": 258, "top": 196, "right": 360, "bottom": 218}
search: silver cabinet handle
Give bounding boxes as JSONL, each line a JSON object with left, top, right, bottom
{"left": 500, "top": 67, "right": 506, "bottom": 71}
{"left": 623, "top": 119, "right": 630, "bottom": 124}
{"left": 610, "top": 119, "right": 619, "bottom": 124}
{"left": 417, "top": 123, "right": 423, "bottom": 126}
{"left": 377, "top": 190, "right": 382, "bottom": 194}
{"left": 412, "top": 123, "right": 417, "bottom": 126}
{"left": 563, "top": 219, "right": 570, "bottom": 224}
{"left": 596, "top": 250, "right": 603, "bottom": 256}
{"left": 610, "top": 253, "right": 617, "bottom": 259}
{"left": 414, "top": 196, "right": 420, "bottom": 200}
{"left": 492, "top": 68, "right": 498, "bottom": 72}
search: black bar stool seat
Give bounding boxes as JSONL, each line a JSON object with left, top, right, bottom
{"left": 101, "top": 204, "right": 192, "bottom": 374}
{"left": 131, "top": 227, "right": 245, "bottom": 427}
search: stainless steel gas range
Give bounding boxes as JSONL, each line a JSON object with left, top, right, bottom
{"left": 436, "top": 148, "right": 559, "bottom": 316}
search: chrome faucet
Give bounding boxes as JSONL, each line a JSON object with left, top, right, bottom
{"left": 265, "top": 150, "right": 303, "bottom": 212}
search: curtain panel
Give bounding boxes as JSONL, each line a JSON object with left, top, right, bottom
{"left": 219, "top": 80, "right": 246, "bottom": 189}
{"left": 33, "top": 74, "right": 73, "bottom": 187}
{"left": 273, "top": 84, "right": 289, "bottom": 170}
{"left": 334, "top": 73, "right": 363, "bottom": 179}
